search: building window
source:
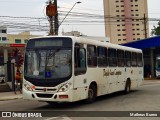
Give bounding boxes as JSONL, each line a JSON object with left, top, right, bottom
{"left": 118, "top": 39, "right": 121, "bottom": 41}
{"left": 15, "top": 39, "right": 21, "bottom": 43}
{"left": 2, "top": 37, "right": 7, "bottom": 41}
{"left": 24, "top": 39, "right": 28, "bottom": 43}
{"left": 2, "top": 30, "right": 7, "bottom": 33}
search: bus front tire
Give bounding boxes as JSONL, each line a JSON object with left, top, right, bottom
{"left": 85, "top": 84, "right": 97, "bottom": 103}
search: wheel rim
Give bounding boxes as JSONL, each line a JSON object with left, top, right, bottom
{"left": 88, "top": 89, "right": 94, "bottom": 99}
{"left": 126, "top": 83, "right": 130, "bottom": 92}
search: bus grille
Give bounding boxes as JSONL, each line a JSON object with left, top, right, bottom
{"left": 36, "top": 93, "right": 53, "bottom": 98}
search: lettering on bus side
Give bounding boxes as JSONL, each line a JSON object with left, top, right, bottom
{"left": 103, "top": 69, "right": 122, "bottom": 77}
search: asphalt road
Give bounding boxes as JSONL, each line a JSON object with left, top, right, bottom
{"left": 0, "top": 82, "right": 160, "bottom": 120}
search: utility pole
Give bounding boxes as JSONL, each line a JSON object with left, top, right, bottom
{"left": 143, "top": 14, "right": 147, "bottom": 39}
{"left": 54, "top": 0, "right": 59, "bottom": 35}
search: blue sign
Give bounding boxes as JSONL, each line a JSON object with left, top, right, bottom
{"left": 45, "top": 71, "right": 51, "bottom": 78}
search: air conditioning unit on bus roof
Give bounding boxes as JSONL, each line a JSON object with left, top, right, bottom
{"left": 80, "top": 36, "right": 110, "bottom": 43}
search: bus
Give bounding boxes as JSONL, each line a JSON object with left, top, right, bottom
{"left": 23, "top": 36, "right": 143, "bottom": 104}
{"left": 156, "top": 56, "right": 160, "bottom": 78}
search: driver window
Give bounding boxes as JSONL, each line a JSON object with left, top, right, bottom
{"left": 74, "top": 43, "right": 86, "bottom": 76}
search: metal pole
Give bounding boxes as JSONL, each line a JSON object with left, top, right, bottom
{"left": 54, "top": 0, "right": 59, "bottom": 35}
{"left": 58, "top": 2, "right": 81, "bottom": 27}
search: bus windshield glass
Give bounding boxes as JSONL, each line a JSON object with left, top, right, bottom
{"left": 24, "top": 37, "right": 72, "bottom": 80}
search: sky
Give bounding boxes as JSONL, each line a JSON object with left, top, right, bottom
{"left": 0, "top": 0, "right": 160, "bottom": 36}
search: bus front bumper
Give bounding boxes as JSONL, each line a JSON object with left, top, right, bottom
{"left": 22, "top": 88, "right": 73, "bottom": 102}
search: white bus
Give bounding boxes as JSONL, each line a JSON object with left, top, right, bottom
{"left": 23, "top": 36, "right": 143, "bottom": 104}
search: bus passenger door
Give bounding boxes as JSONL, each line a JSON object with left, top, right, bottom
{"left": 73, "top": 43, "right": 87, "bottom": 101}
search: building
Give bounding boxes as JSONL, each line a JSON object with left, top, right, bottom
{"left": 0, "top": 26, "right": 7, "bottom": 42}
{"left": 7, "top": 31, "right": 38, "bottom": 44}
{"left": 103, "top": 0, "right": 149, "bottom": 44}
{"left": 0, "top": 29, "right": 40, "bottom": 88}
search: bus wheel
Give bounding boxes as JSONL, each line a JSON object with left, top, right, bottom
{"left": 85, "top": 84, "right": 97, "bottom": 103}
{"left": 124, "top": 80, "right": 131, "bottom": 94}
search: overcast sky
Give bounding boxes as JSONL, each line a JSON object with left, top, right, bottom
{"left": 0, "top": 0, "right": 160, "bottom": 36}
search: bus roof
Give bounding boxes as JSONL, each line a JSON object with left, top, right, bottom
{"left": 29, "top": 36, "right": 142, "bottom": 53}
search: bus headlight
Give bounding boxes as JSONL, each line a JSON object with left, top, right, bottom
{"left": 58, "top": 82, "right": 72, "bottom": 92}
{"left": 23, "top": 82, "right": 35, "bottom": 91}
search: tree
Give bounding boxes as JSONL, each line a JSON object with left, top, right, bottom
{"left": 151, "top": 21, "right": 160, "bottom": 36}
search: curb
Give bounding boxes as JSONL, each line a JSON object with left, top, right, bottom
{"left": 0, "top": 96, "right": 23, "bottom": 101}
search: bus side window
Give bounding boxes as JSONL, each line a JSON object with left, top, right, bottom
{"left": 131, "top": 52, "right": 137, "bottom": 67}
{"left": 125, "top": 51, "right": 131, "bottom": 67}
{"left": 87, "top": 45, "right": 97, "bottom": 67}
{"left": 74, "top": 43, "right": 86, "bottom": 76}
{"left": 97, "top": 47, "right": 108, "bottom": 67}
{"left": 137, "top": 53, "right": 143, "bottom": 67}
{"left": 117, "top": 50, "right": 124, "bottom": 67}
{"left": 108, "top": 48, "right": 117, "bottom": 67}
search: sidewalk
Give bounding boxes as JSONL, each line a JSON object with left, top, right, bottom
{"left": 143, "top": 79, "right": 160, "bottom": 85}
{"left": 0, "top": 80, "right": 160, "bottom": 101}
{"left": 0, "top": 91, "right": 22, "bottom": 101}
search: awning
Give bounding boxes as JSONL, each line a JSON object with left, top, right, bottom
{"left": 122, "top": 36, "right": 160, "bottom": 49}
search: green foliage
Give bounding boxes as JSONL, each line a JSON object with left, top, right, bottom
{"left": 151, "top": 21, "right": 160, "bottom": 36}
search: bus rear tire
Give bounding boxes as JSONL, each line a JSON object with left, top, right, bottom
{"left": 124, "top": 80, "right": 131, "bottom": 94}
{"left": 85, "top": 84, "right": 97, "bottom": 103}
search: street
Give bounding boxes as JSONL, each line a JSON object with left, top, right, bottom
{"left": 0, "top": 81, "right": 160, "bottom": 120}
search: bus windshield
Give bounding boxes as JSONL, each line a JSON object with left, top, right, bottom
{"left": 24, "top": 37, "right": 72, "bottom": 81}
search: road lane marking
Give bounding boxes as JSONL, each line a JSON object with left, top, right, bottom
{"left": 44, "top": 115, "right": 72, "bottom": 120}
